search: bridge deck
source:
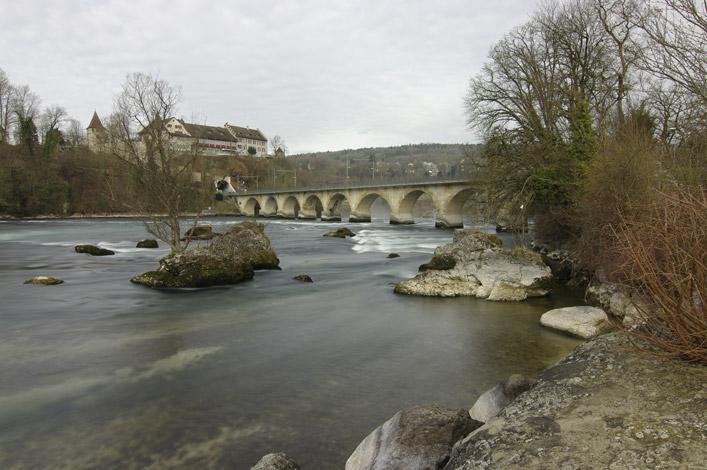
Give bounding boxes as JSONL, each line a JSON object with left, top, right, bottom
{"left": 238, "top": 176, "right": 475, "bottom": 196}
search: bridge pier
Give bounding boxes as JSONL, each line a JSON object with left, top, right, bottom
{"left": 277, "top": 210, "right": 298, "bottom": 219}
{"left": 298, "top": 209, "right": 318, "bottom": 220}
{"left": 389, "top": 211, "right": 414, "bottom": 225}
{"left": 435, "top": 211, "right": 463, "bottom": 229}
{"left": 260, "top": 209, "right": 278, "bottom": 218}
{"left": 349, "top": 211, "right": 371, "bottom": 223}
{"left": 321, "top": 214, "right": 341, "bottom": 222}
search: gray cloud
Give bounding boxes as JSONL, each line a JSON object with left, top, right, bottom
{"left": 0, "top": 0, "right": 539, "bottom": 153}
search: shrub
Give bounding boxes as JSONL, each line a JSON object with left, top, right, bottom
{"left": 611, "top": 185, "right": 707, "bottom": 365}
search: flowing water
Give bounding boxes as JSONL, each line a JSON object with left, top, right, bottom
{"left": 0, "top": 216, "right": 582, "bottom": 469}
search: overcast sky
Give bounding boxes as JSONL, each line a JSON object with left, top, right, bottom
{"left": 1, "top": 0, "right": 540, "bottom": 154}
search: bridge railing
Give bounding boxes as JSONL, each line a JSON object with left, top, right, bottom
{"left": 236, "top": 175, "right": 480, "bottom": 196}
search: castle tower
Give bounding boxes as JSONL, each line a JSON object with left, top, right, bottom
{"left": 86, "top": 111, "right": 106, "bottom": 152}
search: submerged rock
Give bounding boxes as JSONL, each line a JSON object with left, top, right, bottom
{"left": 387, "top": 253, "right": 400, "bottom": 259}
{"left": 136, "top": 239, "right": 159, "bottom": 248}
{"left": 540, "top": 306, "right": 611, "bottom": 339}
{"left": 323, "top": 226, "right": 356, "bottom": 238}
{"left": 395, "top": 230, "right": 554, "bottom": 301}
{"left": 250, "top": 453, "right": 300, "bottom": 470}
{"left": 75, "top": 244, "right": 115, "bottom": 256}
{"left": 293, "top": 274, "right": 313, "bottom": 283}
{"left": 24, "top": 276, "right": 64, "bottom": 285}
{"left": 131, "top": 221, "right": 279, "bottom": 288}
{"left": 346, "top": 404, "right": 481, "bottom": 470}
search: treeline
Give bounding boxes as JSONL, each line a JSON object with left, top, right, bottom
{"left": 290, "top": 143, "right": 478, "bottom": 183}
{"left": 465, "top": 0, "right": 706, "bottom": 248}
{"left": 0, "top": 142, "right": 135, "bottom": 217}
{"left": 470, "top": 0, "right": 705, "bottom": 363}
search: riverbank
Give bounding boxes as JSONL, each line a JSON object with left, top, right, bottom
{"left": 443, "top": 331, "right": 706, "bottom": 469}
{"left": 261, "top": 330, "right": 706, "bottom": 469}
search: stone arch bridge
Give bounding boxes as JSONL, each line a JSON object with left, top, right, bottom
{"left": 232, "top": 178, "right": 479, "bottom": 228}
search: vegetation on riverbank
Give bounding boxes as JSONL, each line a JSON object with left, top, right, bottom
{"left": 465, "top": 0, "right": 706, "bottom": 365}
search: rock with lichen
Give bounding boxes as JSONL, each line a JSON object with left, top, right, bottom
{"left": 24, "top": 276, "right": 64, "bottom": 285}
{"left": 395, "top": 230, "right": 553, "bottom": 301}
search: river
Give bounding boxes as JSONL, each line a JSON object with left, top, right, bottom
{"left": 0, "top": 216, "right": 582, "bottom": 469}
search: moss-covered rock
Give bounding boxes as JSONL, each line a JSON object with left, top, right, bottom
{"left": 184, "top": 225, "right": 214, "bottom": 240}
{"left": 209, "top": 221, "right": 280, "bottom": 270}
{"left": 131, "top": 252, "right": 254, "bottom": 288}
{"left": 418, "top": 253, "right": 456, "bottom": 271}
{"left": 131, "top": 221, "right": 279, "bottom": 288}
{"left": 293, "top": 274, "right": 313, "bottom": 283}
{"left": 75, "top": 245, "right": 115, "bottom": 256}
{"left": 323, "top": 226, "right": 356, "bottom": 238}
{"left": 136, "top": 239, "right": 159, "bottom": 248}
{"left": 24, "top": 276, "right": 64, "bottom": 285}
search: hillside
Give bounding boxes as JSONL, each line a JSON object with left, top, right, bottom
{"left": 291, "top": 143, "right": 479, "bottom": 163}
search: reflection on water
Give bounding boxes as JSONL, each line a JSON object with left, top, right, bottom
{"left": 0, "top": 217, "right": 582, "bottom": 469}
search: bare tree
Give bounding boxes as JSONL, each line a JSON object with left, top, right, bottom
{"left": 639, "top": 0, "right": 707, "bottom": 106}
{"left": 269, "top": 135, "right": 287, "bottom": 155}
{"left": 596, "top": 0, "right": 643, "bottom": 128}
{"left": 12, "top": 84, "right": 40, "bottom": 121}
{"left": 0, "top": 68, "right": 14, "bottom": 144}
{"left": 39, "top": 105, "right": 67, "bottom": 140}
{"left": 109, "top": 72, "right": 209, "bottom": 253}
{"left": 64, "top": 118, "right": 86, "bottom": 146}
{"left": 465, "top": 0, "right": 617, "bottom": 234}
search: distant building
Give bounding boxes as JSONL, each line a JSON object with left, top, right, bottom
{"left": 86, "top": 111, "right": 107, "bottom": 152}
{"left": 87, "top": 112, "right": 269, "bottom": 157}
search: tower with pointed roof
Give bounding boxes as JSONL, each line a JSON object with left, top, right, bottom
{"left": 86, "top": 111, "right": 106, "bottom": 152}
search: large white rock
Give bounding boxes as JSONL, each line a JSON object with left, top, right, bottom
{"left": 540, "top": 306, "right": 611, "bottom": 339}
{"left": 345, "top": 404, "right": 480, "bottom": 470}
{"left": 469, "top": 374, "right": 535, "bottom": 423}
{"left": 394, "top": 230, "right": 554, "bottom": 301}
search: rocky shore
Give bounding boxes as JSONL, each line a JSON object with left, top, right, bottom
{"left": 256, "top": 332, "right": 705, "bottom": 470}
{"left": 442, "top": 332, "right": 706, "bottom": 470}
{"left": 250, "top": 231, "right": 705, "bottom": 469}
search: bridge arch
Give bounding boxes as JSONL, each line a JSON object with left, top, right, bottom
{"left": 244, "top": 197, "right": 261, "bottom": 217}
{"left": 280, "top": 195, "right": 300, "bottom": 219}
{"left": 262, "top": 196, "right": 278, "bottom": 217}
{"left": 436, "top": 188, "right": 475, "bottom": 228}
{"left": 300, "top": 194, "right": 323, "bottom": 220}
{"left": 350, "top": 192, "right": 391, "bottom": 223}
{"left": 322, "top": 193, "right": 347, "bottom": 222}
{"left": 390, "top": 189, "right": 436, "bottom": 224}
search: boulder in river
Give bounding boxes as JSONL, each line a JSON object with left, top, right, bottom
{"left": 323, "top": 226, "right": 356, "bottom": 238}
{"left": 131, "top": 221, "right": 279, "bottom": 288}
{"left": 24, "top": 276, "right": 64, "bottom": 285}
{"left": 346, "top": 404, "right": 481, "bottom": 470}
{"left": 136, "top": 239, "right": 159, "bottom": 248}
{"left": 75, "top": 244, "right": 115, "bottom": 256}
{"left": 292, "top": 274, "right": 313, "bottom": 283}
{"left": 395, "top": 230, "right": 554, "bottom": 301}
{"left": 184, "top": 224, "right": 214, "bottom": 240}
